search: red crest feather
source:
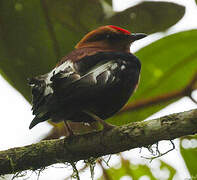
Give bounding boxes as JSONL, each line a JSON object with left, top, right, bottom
{"left": 108, "top": 25, "right": 131, "bottom": 35}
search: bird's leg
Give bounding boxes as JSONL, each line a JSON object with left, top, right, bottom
{"left": 64, "top": 120, "right": 74, "bottom": 137}
{"left": 84, "top": 111, "right": 115, "bottom": 130}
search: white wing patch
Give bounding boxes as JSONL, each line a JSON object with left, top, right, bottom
{"left": 89, "top": 61, "right": 118, "bottom": 84}
{"left": 121, "top": 65, "right": 126, "bottom": 70}
{"left": 39, "top": 59, "right": 127, "bottom": 96}
{"left": 44, "top": 60, "right": 75, "bottom": 95}
{"left": 53, "top": 60, "right": 75, "bottom": 77}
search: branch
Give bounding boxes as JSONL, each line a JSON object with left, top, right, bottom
{"left": 1, "top": 108, "right": 197, "bottom": 175}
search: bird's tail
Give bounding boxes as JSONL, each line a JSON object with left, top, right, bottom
{"left": 29, "top": 112, "right": 50, "bottom": 129}
{"left": 28, "top": 77, "right": 46, "bottom": 111}
{"left": 28, "top": 76, "right": 51, "bottom": 129}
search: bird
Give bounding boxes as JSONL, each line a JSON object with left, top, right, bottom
{"left": 28, "top": 25, "right": 147, "bottom": 135}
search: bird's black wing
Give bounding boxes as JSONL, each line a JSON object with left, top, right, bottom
{"left": 51, "top": 52, "right": 140, "bottom": 102}
{"left": 29, "top": 52, "right": 140, "bottom": 128}
{"left": 29, "top": 60, "right": 81, "bottom": 128}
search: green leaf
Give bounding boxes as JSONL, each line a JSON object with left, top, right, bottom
{"left": 46, "top": 0, "right": 105, "bottom": 33}
{"left": 0, "top": 0, "right": 105, "bottom": 103}
{"left": 106, "top": 1, "right": 185, "bottom": 34}
{"left": 180, "top": 136, "right": 197, "bottom": 176}
{"left": 160, "top": 160, "right": 176, "bottom": 180}
{"left": 103, "top": 0, "right": 112, "bottom": 6}
{"left": 0, "top": 0, "right": 106, "bottom": 103}
{"left": 0, "top": 0, "right": 185, "bottom": 103}
{"left": 98, "top": 158, "right": 157, "bottom": 180}
{"left": 98, "top": 158, "right": 176, "bottom": 180}
{"left": 48, "top": 1, "right": 185, "bottom": 35}
{"left": 0, "top": 0, "right": 57, "bottom": 101}
{"left": 109, "top": 30, "right": 197, "bottom": 125}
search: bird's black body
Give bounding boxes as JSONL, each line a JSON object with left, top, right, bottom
{"left": 29, "top": 51, "right": 141, "bottom": 129}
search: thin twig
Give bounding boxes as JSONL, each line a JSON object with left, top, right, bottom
{"left": 120, "top": 71, "right": 197, "bottom": 114}
{"left": 119, "top": 90, "right": 183, "bottom": 114}
{"left": 98, "top": 160, "right": 111, "bottom": 180}
{"left": 70, "top": 162, "right": 80, "bottom": 180}
{"left": 64, "top": 164, "right": 88, "bottom": 180}
{"left": 101, "top": 155, "right": 112, "bottom": 168}
{"left": 141, "top": 140, "right": 175, "bottom": 162}
{"left": 189, "top": 95, "right": 197, "bottom": 104}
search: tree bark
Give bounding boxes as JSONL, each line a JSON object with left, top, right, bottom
{"left": 0, "top": 108, "right": 197, "bottom": 175}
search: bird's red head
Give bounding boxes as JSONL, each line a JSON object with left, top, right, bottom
{"left": 75, "top": 25, "right": 146, "bottom": 52}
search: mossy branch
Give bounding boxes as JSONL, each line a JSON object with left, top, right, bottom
{"left": 1, "top": 108, "right": 197, "bottom": 175}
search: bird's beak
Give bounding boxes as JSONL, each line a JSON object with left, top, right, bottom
{"left": 129, "top": 33, "right": 147, "bottom": 41}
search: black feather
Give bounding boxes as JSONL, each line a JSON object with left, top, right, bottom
{"left": 29, "top": 52, "right": 141, "bottom": 128}
{"left": 29, "top": 112, "right": 50, "bottom": 129}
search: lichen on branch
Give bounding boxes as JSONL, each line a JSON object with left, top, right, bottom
{"left": 0, "top": 108, "right": 197, "bottom": 175}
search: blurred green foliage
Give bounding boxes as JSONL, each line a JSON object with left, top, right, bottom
{"left": 98, "top": 158, "right": 176, "bottom": 180}
{"left": 180, "top": 136, "right": 197, "bottom": 177}
{"left": 0, "top": 0, "right": 185, "bottom": 101}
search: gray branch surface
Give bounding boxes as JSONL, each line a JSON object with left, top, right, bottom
{"left": 1, "top": 108, "right": 197, "bottom": 175}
